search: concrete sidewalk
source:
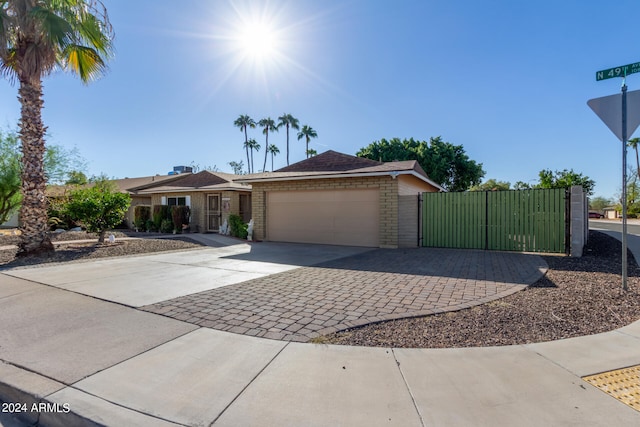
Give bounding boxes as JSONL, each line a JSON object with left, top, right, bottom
{"left": 1, "top": 240, "right": 640, "bottom": 425}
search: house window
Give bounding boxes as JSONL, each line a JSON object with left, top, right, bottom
{"left": 168, "top": 197, "right": 186, "bottom": 206}
{"left": 163, "top": 196, "right": 191, "bottom": 207}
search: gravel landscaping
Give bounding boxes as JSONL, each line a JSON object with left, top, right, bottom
{"left": 1, "top": 229, "right": 638, "bottom": 349}
{"left": 0, "top": 230, "right": 206, "bottom": 268}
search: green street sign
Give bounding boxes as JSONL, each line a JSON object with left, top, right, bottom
{"left": 596, "top": 62, "right": 640, "bottom": 81}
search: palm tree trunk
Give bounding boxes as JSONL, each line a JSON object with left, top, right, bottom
{"left": 250, "top": 149, "right": 254, "bottom": 174}
{"left": 263, "top": 131, "right": 269, "bottom": 172}
{"left": 635, "top": 147, "right": 640, "bottom": 179}
{"left": 17, "top": 79, "right": 53, "bottom": 256}
{"left": 286, "top": 125, "right": 290, "bottom": 166}
{"left": 306, "top": 137, "right": 309, "bottom": 158}
{"left": 244, "top": 127, "right": 251, "bottom": 174}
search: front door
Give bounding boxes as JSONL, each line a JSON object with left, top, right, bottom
{"left": 207, "top": 194, "right": 221, "bottom": 232}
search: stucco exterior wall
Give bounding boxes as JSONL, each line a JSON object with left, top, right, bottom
{"left": 398, "top": 174, "right": 439, "bottom": 195}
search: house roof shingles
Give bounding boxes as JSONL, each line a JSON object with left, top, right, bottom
{"left": 236, "top": 150, "right": 443, "bottom": 191}
{"left": 275, "top": 150, "right": 382, "bottom": 172}
{"left": 133, "top": 171, "right": 249, "bottom": 194}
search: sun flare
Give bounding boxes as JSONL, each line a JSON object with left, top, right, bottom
{"left": 238, "top": 23, "right": 277, "bottom": 60}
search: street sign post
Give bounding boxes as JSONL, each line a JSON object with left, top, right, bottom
{"left": 591, "top": 61, "right": 640, "bottom": 291}
{"left": 596, "top": 62, "right": 640, "bottom": 81}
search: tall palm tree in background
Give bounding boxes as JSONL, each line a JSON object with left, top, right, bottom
{"left": 277, "top": 113, "right": 299, "bottom": 166}
{"left": 258, "top": 117, "right": 278, "bottom": 172}
{"left": 297, "top": 125, "right": 318, "bottom": 159}
{"left": 234, "top": 114, "right": 255, "bottom": 173}
{"left": 245, "top": 138, "right": 260, "bottom": 174}
{"left": 0, "top": 0, "right": 114, "bottom": 255}
{"left": 267, "top": 144, "right": 279, "bottom": 171}
{"left": 306, "top": 148, "right": 318, "bottom": 157}
{"left": 629, "top": 138, "right": 640, "bottom": 178}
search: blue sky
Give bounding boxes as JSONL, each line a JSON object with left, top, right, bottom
{"left": 0, "top": 0, "right": 638, "bottom": 199}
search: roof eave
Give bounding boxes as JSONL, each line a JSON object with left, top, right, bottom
{"left": 236, "top": 170, "right": 445, "bottom": 191}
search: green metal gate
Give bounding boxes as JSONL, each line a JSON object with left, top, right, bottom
{"left": 421, "top": 189, "right": 568, "bottom": 253}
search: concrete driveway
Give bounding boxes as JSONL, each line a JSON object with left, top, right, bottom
{"left": 1, "top": 237, "right": 372, "bottom": 307}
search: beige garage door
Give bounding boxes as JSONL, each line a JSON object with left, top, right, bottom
{"left": 267, "top": 189, "right": 380, "bottom": 247}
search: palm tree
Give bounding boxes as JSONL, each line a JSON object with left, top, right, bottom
{"left": 306, "top": 148, "right": 318, "bottom": 157}
{"left": 245, "top": 138, "right": 260, "bottom": 174}
{"left": 277, "top": 113, "right": 299, "bottom": 166}
{"left": 0, "top": 0, "right": 114, "bottom": 256}
{"left": 234, "top": 114, "right": 255, "bottom": 173}
{"left": 297, "top": 125, "right": 318, "bottom": 159}
{"left": 267, "top": 144, "right": 280, "bottom": 171}
{"left": 629, "top": 138, "right": 640, "bottom": 179}
{"left": 258, "top": 117, "right": 278, "bottom": 172}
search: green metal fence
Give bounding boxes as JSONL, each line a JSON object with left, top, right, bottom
{"left": 421, "top": 188, "right": 568, "bottom": 253}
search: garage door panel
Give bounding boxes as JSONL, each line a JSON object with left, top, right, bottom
{"left": 267, "top": 189, "right": 379, "bottom": 247}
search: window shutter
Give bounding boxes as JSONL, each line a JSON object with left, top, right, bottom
{"left": 185, "top": 196, "right": 191, "bottom": 207}
{"left": 161, "top": 196, "right": 166, "bottom": 205}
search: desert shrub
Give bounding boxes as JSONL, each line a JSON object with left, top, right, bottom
{"left": 47, "top": 192, "right": 76, "bottom": 230}
{"left": 152, "top": 205, "right": 172, "bottom": 230}
{"left": 228, "top": 214, "right": 248, "bottom": 239}
{"left": 160, "top": 218, "right": 174, "bottom": 233}
{"left": 64, "top": 180, "right": 131, "bottom": 242}
{"left": 171, "top": 205, "right": 191, "bottom": 233}
{"left": 133, "top": 205, "right": 151, "bottom": 230}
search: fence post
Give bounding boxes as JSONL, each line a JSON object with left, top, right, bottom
{"left": 569, "top": 185, "right": 585, "bottom": 257}
{"left": 417, "top": 193, "right": 422, "bottom": 247}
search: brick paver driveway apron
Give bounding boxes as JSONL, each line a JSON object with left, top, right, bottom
{"left": 142, "top": 248, "right": 547, "bottom": 342}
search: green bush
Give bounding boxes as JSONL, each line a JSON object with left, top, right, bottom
{"left": 47, "top": 193, "right": 75, "bottom": 230}
{"left": 160, "top": 218, "right": 174, "bottom": 233}
{"left": 171, "top": 205, "right": 190, "bottom": 233}
{"left": 64, "top": 180, "right": 131, "bottom": 242}
{"left": 145, "top": 219, "right": 155, "bottom": 232}
{"left": 134, "top": 205, "right": 151, "bottom": 230}
{"left": 134, "top": 218, "right": 146, "bottom": 231}
{"left": 228, "top": 214, "right": 248, "bottom": 239}
{"left": 152, "top": 205, "right": 172, "bottom": 231}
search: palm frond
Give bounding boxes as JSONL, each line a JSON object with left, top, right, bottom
{"left": 62, "top": 43, "right": 107, "bottom": 82}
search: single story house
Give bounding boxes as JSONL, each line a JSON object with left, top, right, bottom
{"left": 236, "top": 150, "right": 443, "bottom": 248}
{"left": 130, "top": 170, "right": 251, "bottom": 233}
{"left": 109, "top": 174, "right": 186, "bottom": 227}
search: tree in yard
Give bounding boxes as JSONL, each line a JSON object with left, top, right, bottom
{"left": 0, "top": 127, "right": 87, "bottom": 224}
{"left": 244, "top": 138, "right": 260, "bottom": 174}
{"left": 629, "top": 137, "right": 640, "bottom": 179}
{"left": 0, "top": 0, "right": 114, "bottom": 255}
{"left": 277, "top": 113, "right": 299, "bottom": 166}
{"left": 356, "top": 137, "right": 484, "bottom": 191}
{"left": 65, "top": 170, "right": 88, "bottom": 185}
{"left": 469, "top": 178, "right": 511, "bottom": 192}
{"left": 589, "top": 196, "right": 613, "bottom": 212}
{"left": 234, "top": 114, "right": 255, "bottom": 173}
{"left": 297, "top": 125, "right": 317, "bottom": 159}
{"left": 228, "top": 160, "right": 245, "bottom": 175}
{"left": 267, "top": 144, "right": 279, "bottom": 171}
{"left": 258, "top": 117, "right": 278, "bottom": 172}
{"left": 513, "top": 181, "right": 531, "bottom": 190}
{"left": 536, "top": 169, "right": 595, "bottom": 196}
{"left": 0, "top": 129, "right": 21, "bottom": 224}
{"left": 64, "top": 179, "right": 130, "bottom": 243}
